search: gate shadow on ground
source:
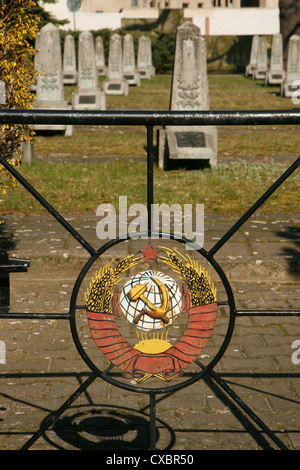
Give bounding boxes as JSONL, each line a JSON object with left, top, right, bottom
{"left": 44, "top": 404, "right": 175, "bottom": 450}
{"left": 202, "top": 375, "right": 280, "bottom": 450}
{"left": 276, "top": 226, "right": 300, "bottom": 278}
{"left": 0, "top": 222, "right": 16, "bottom": 251}
{"left": 1, "top": 371, "right": 299, "bottom": 450}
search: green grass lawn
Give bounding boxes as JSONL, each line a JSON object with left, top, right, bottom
{"left": 1, "top": 73, "right": 299, "bottom": 215}
{"left": 2, "top": 158, "right": 296, "bottom": 215}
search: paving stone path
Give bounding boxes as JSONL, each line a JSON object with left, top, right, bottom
{"left": 0, "top": 208, "right": 299, "bottom": 451}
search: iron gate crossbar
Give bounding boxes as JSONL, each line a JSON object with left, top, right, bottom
{"left": 0, "top": 108, "right": 299, "bottom": 451}
{"left": 2, "top": 108, "right": 300, "bottom": 125}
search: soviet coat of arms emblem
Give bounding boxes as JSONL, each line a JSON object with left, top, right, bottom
{"left": 85, "top": 244, "right": 217, "bottom": 384}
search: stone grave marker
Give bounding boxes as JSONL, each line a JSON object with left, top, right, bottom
{"left": 123, "top": 34, "right": 140, "bottom": 86}
{"left": 103, "top": 33, "right": 129, "bottom": 96}
{"left": 137, "top": 36, "right": 155, "bottom": 80}
{"left": 253, "top": 36, "right": 268, "bottom": 80}
{"left": 95, "top": 35, "right": 107, "bottom": 76}
{"left": 0, "top": 81, "right": 6, "bottom": 105}
{"left": 245, "top": 35, "right": 259, "bottom": 77}
{"left": 0, "top": 341, "right": 5, "bottom": 365}
{"left": 73, "top": 31, "right": 106, "bottom": 109}
{"left": 158, "top": 22, "right": 217, "bottom": 170}
{"left": 265, "top": 33, "right": 285, "bottom": 85}
{"left": 33, "top": 23, "right": 73, "bottom": 136}
{"left": 281, "top": 34, "right": 300, "bottom": 97}
{"left": 63, "top": 34, "right": 77, "bottom": 84}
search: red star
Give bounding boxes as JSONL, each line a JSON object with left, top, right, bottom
{"left": 140, "top": 243, "right": 159, "bottom": 263}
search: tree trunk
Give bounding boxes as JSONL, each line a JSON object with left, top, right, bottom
{"left": 279, "top": 0, "right": 300, "bottom": 61}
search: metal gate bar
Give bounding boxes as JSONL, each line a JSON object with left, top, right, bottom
{"left": 0, "top": 109, "right": 299, "bottom": 450}
{"left": 1, "top": 108, "right": 300, "bottom": 126}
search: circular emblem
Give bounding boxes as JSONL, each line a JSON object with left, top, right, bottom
{"left": 84, "top": 244, "right": 218, "bottom": 384}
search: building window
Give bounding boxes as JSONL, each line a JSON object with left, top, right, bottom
{"left": 241, "top": 0, "right": 259, "bottom": 5}
{"left": 183, "top": 2, "right": 189, "bottom": 6}
{"left": 131, "top": 0, "right": 138, "bottom": 6}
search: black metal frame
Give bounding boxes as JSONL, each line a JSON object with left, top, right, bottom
{"left": 0, "top": 109, "right": 299, "bottom": 450}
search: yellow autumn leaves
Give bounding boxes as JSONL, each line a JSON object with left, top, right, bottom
{"left": 0, "top": 0, "right": 39, "bottom": 196}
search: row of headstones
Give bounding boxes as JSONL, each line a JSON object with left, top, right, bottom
{"left": 32, "top": 22, "right": 217, "bottom": 170}
{"left": 31, "top": 23, "right": 155, "bottom": 136}
{"left": 1, "top": 21, "right": 217, "bottom": 169}
{"left": 65, "top": 31, "right": 155, "bottom": 98}
{"left": 245, "top": 33, "right": 300, "bottom": 98}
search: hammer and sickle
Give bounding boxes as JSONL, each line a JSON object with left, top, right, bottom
{"left": 127, "top": 277, "right": 170, "bottom": 326}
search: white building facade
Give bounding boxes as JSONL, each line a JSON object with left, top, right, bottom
{"left": 39, "top": 0, "right": 280, "bottom": 35}
{"left": 80, "top": 0, "right": 279, "bottom": 11}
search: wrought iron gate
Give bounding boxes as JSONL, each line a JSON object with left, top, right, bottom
{"left": 0, "top": 109, "right": 299, "bottom": 451}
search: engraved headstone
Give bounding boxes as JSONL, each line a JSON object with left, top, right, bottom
{"left": 253, "top": 36, "right": 268, "bottom": 80}
{"left": 103, "top": 33, "right": 129, "bottom": 96}
{"left": 123, "top": 34, "right": 140, "bottom": 86}
{"left": 33, "top": 23, "right": 73, "bottom": 135}
{"left": 158, "top": 22, "right": 217, "bottom": 169}
{"left": 281, "top": 34, "right": 300, "bottom": 97}
{"left": 95, "top": 35, "right": 107, "bottom": 76}
{"left": 265, "top": 34, "right": 285, "bottom": 85}
{"left": 63, "top": 34, "right": 77, "bottom": 84}
{"left": 137, "top": 36, "right": 155, "bottom": 80}
{"left": 72, "top": 31, "right": 106, "bottom": 109}
{"left": 245, "top": 35, "right": 259, "bottom": 77}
